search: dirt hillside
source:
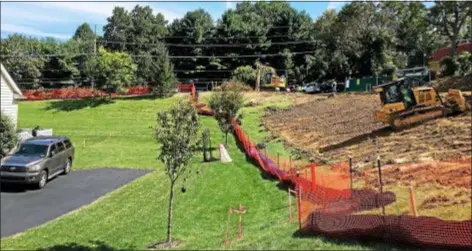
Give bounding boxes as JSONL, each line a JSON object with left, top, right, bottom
{"left": 263, "top": 93, "right": 471, "bottom": 168}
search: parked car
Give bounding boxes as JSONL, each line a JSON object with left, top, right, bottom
{"left": 0, "top": 136, "right": 75, "bottom": 189}
{"left": 305, "top": 82, "right": 321, "bottom": 93}
{"left": 318, "top": 80, "right": 344, "bottom": 93}
{"left": 320, "top": 81, "right": 333, "bottom": 93}
{"left": 285, "top": 84, "right": 298, "bottom": 92}
{"left": 301, "top": 83, "right": 309, "bottom": 92}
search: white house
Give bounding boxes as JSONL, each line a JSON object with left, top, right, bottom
{"left": 1, "top": 64, "right": 24, "bottom": 129}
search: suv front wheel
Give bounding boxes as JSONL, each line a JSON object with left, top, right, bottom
{"left": 36, "top": 170, "right": 48, "bottom": 189}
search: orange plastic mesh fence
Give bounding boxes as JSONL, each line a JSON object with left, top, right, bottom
{"left": 188, "top": 89, "right": 472, "bottom": 249}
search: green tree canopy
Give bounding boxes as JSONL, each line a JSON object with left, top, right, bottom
{"left": 88, "top": 47, "right": 137, "bottom": 94}
{"left": 73, "top": 23, "right": 96, "bottom": 41}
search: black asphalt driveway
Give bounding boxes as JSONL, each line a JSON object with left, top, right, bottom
{"left": 0, "top": 168, "right": 151, "bottom": 238}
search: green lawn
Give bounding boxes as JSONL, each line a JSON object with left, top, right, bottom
{"left": 1, "top": 95, "right": 389, "bottom": 250}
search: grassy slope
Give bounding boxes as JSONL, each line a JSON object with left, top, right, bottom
{"left": 1, "top": 96, "right": 385, "bottom": 250}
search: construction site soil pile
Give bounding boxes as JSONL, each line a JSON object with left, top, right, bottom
{"left": 263, "top": 93, "right": 472, "bottom": 167}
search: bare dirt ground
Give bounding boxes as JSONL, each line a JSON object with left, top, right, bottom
{"left": 191, "top": 91, "right": 328, "bottom": 107}
{"left": 263, "top": 93, "right": 471, "bottom": 167}
{"left": 356, "top": 158, "right": 471, "bottom": 220}
{"left": 263, "top": 92, "right": 471, "bottom": 220}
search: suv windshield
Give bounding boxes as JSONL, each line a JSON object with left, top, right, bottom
{"left": 16, "top": 144, "right": 49, "bottom": 157}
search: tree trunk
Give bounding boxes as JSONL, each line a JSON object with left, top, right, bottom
{"left": 450, "top": 35, "right": 457, "bottom": 57}
{"left": 166, "top": 181, "right": 175, "bottom": 243}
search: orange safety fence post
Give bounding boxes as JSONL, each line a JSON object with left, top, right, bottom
{"left": 277, "top": 153, "right": 280, "bottom": 169}
{"left": 224, "top": 205, "right": 247, "bottom": 245}
{"left": 377, "top": 156, "right": 385, "bottom": 216}
{"left": 237, "top": 204, "right": 247, "bottom": 240}
{"left": 310, "top": 163, "right": 316, "bottom": 193}
{"left": 408, "top": 186, "right": 418, "bottom": 217}
{"left": 288, "top": 188, "right": 293, "bottom": 223}
{"left": 349, "top": 157, "right": 353, "bottom": 193}
{"left": 297, "top": 186, "right": 302, "bottom": 230}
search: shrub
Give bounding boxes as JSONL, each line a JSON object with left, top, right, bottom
{"left": 440, "top": 56, "right": 459, "bottom": 76}
{"left": 457, "top": 52, "right": 472, "bottom": 75}
{"left": 213, "top": 81, "right": 252, "bottom": 92}
{"left": 116, "top": 87, "right": 129, "bottom": 95}
{"left": 209, "top": 86, "right": 244, "bottom": 146}
{"left": 0, "top": 113, "right": 18, "bottom": 159}
{"left": 232, "top": 65, "right": 257, "bottom": 87}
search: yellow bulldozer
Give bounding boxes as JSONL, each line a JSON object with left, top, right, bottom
{"left": 373, "top": 78, "right": 467, "bottom": 130}
{"left": 255, "top": 62, "right": 286, "bottom": 91}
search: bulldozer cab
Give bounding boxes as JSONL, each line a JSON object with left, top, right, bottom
{"left": 375, "top": 78, "right": 417, "bottom": 109}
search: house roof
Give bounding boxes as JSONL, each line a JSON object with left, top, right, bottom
{"left": 1, "top": 64, "right": 24, "bottom": 99}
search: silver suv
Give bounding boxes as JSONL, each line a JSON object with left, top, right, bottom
{"left": 0, "top": 136, "right": 75, "bottom": 189}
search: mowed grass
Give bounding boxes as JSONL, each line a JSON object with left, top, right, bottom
{"left": 1, "top": 95, "right": 389, "bottom": 250}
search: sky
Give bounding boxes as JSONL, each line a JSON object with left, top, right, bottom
{"left": 0, "top": 0, "right": 353, "bottom": 40}
{"left": 0, "top": 1, "right": 434, "bottom": 40}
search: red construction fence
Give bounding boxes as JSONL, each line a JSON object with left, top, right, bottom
{"left": 188, "top": 84, "right": 472, "bottom": 249}
{"left": 21, "top": 85, "right": 151, "bottom": 100}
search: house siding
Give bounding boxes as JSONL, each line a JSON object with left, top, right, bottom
{"left": 1, "top": 71, "right": 18, "bottom": 129}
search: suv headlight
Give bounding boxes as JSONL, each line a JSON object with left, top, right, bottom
{"left": 29, "top": 164, "right": 41, "bottom": 171}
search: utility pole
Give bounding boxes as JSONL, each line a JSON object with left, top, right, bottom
{"left": 255, "top": 64, "right": 261, "bottom": 92}
{"left": 92, "top": 24, "right": 97, "bottom": 90}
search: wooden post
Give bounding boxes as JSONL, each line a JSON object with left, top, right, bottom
{"left": 408, "top": 186, "right": 418, "bottom": 217}
{"left": 311, "top": 163, "right": 316, "bottom": 193}
{"left": 224, "top": 208, "right": 232, "bottom": 246}
{"left": 349, "top": 157, "right": 353, "bottom": 192}
{"left": 277, "top": 153, "right": 280, "bottom": 169}
{"left": 377, "top": 156, "right": 385, "bottom": 215}
{"left": 297, "top": 186, "right": 302, "bottom": 231}
{"left": 238, "top": 204, "right": 242, "bottom": 240}
{"left": 377, "top": 156, "right": 383, "bottom": 194}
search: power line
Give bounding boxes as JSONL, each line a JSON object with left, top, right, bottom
{"left": 165, "top": 34, "right": 294, "bottom": 39}
{"left": 98, "top": 40, "right": 316, "bottom": 47}
{"left": 1, "top": 50, "right": 315, "bottom": 59}
{"left": 16, "top": 77, "right": 90, "bottom": 81}
{"left": 172, "top": 51, "right": 314, "bottom": 59}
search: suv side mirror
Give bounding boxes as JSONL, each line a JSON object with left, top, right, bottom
{"left": 49, "top": 151, "right": 55, "bottom": 158}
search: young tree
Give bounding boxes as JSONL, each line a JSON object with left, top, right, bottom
{"left": 208, "top": 86, "right": 244, "bottom": 146}
{"left": 154, "top": 100, "right": 200, "bottom": 245}
{"left": 88, "top": 47, "right": 136, "bottom": 95}
{"left": 0, "top": 113, "right": 18, "bottom": 159}
{"left": 149, "top": 45, "right": 177, "bottom": 97}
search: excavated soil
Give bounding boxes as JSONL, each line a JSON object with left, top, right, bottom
{"left": 360, "top": 158, "right": 472, "bottom": 213}
{"left": 263, "top": 93, "right": 471, "bottom": 167}
{"left": 263, "top": 93, "right": 471, "bottom": 215}
{"left": 360, "top": 158, "right": 471, "bottom": 190}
